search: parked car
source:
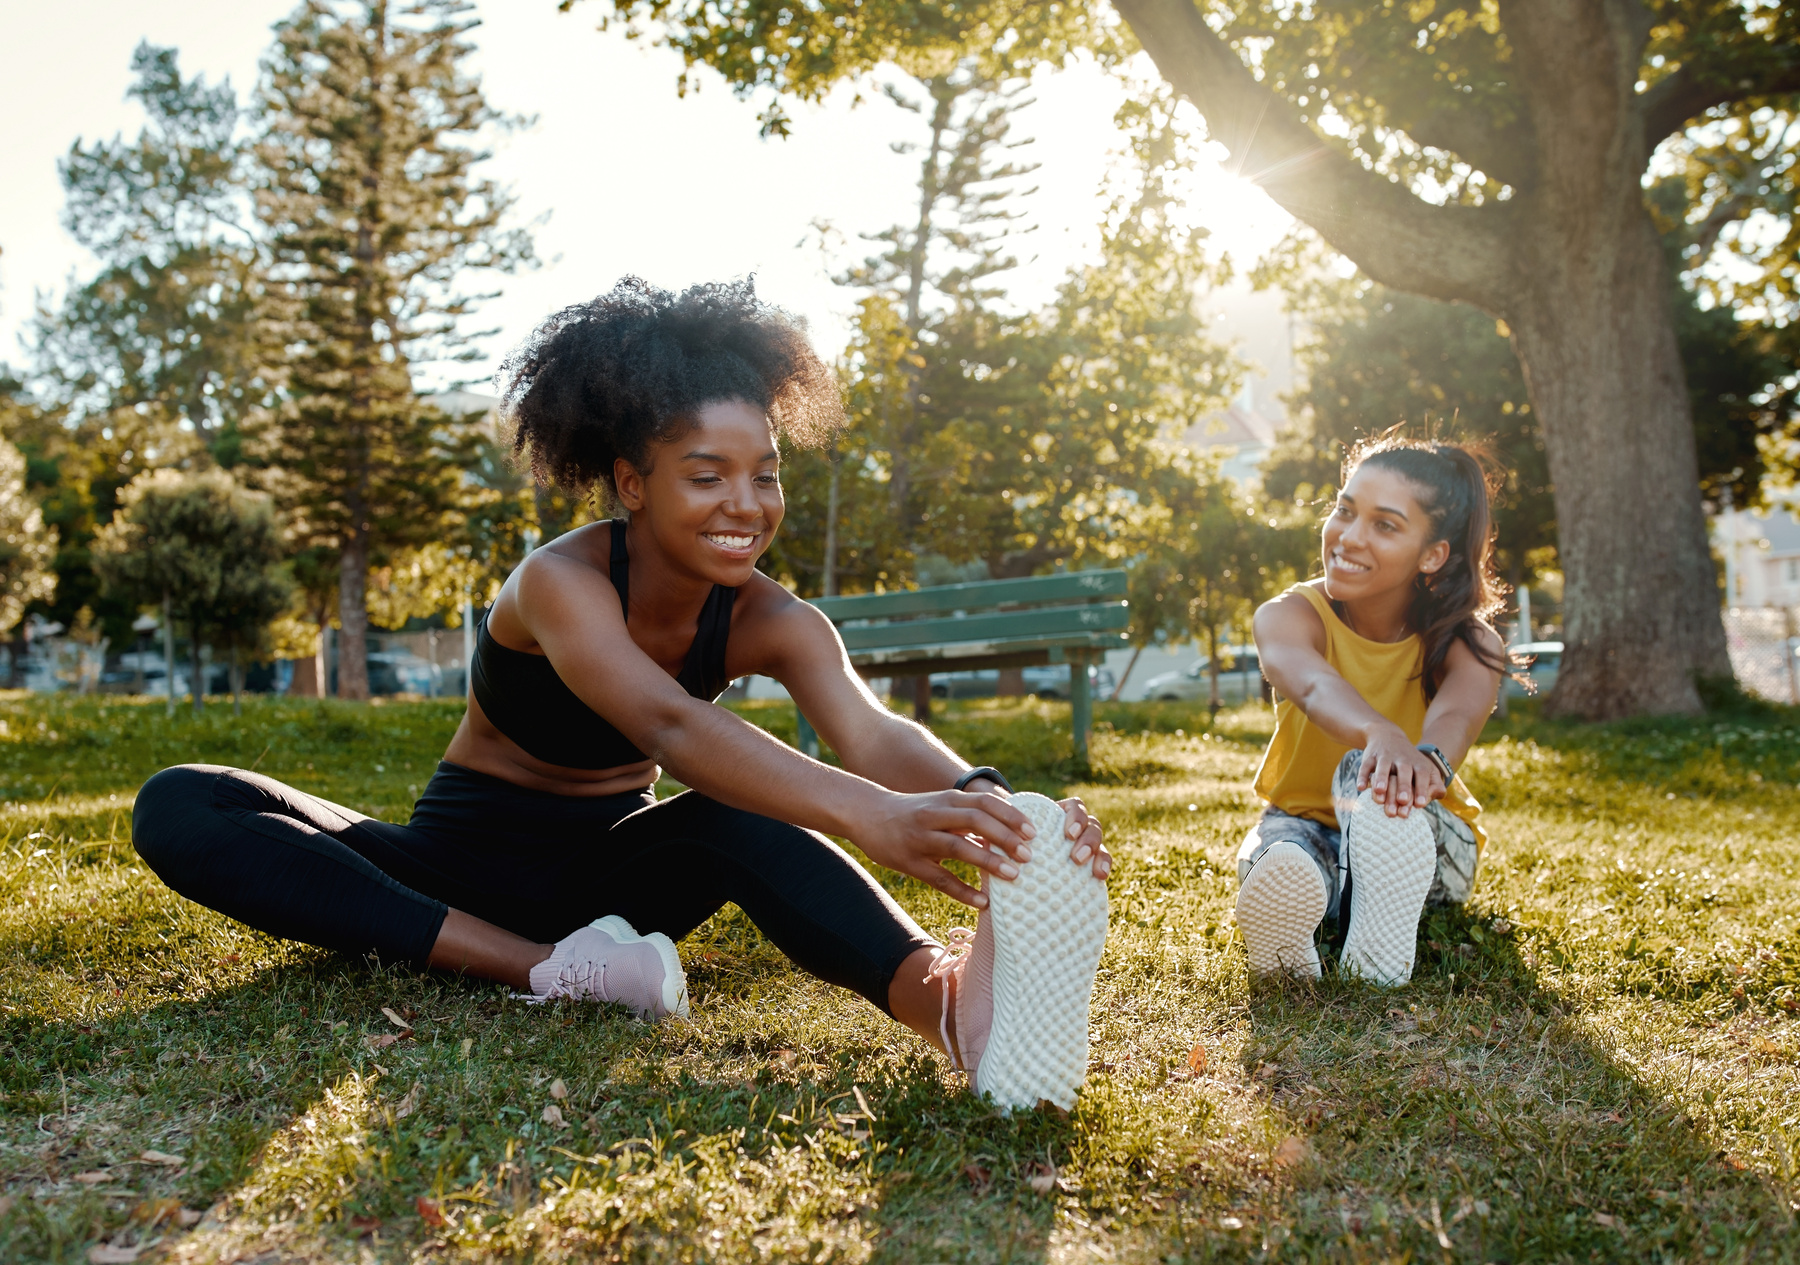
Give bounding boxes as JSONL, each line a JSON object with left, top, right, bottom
{"left": 1502, "top": 640, "right": 1562, "bottom": 698}
{"left": 1139, "top": 648, "right": 1264, "bottom": 703}
{"left": 367, "top": 650, "right": 443, "bottom": 696}
{"left": 928, "top": 663, "right": 1116, "bottom": 700}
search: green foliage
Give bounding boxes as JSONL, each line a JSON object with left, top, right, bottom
{"left": 777, "top": 78, "right": 1239, "bottom": 595}
{"left": 1129, "top": 451, "right": 1311, "bottom": 696}
{"left": 0, "top": 434, "right": 57, "bottom": 638}
{"left": 33, "top": 43, "right": 270, "bottom": 464}
{"left": 91, "top": 469, "right": 293, "bottom": 705}
{"left": 254, "top": 0, "right": 535, "bottom": 694}
{"left": 2, "top": 693, "right": 1799, "bottom": 1260}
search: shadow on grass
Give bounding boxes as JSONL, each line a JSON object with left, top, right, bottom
{"left": 1198, "top": 901, "right": 1799, "bottom": 1263}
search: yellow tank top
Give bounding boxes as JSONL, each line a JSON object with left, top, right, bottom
{"left": 1252, "top": 582, "right": 1486, "bottom": 850}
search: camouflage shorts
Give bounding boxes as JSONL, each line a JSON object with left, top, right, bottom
{"left": 1237, "top": 749, "right": 1480, "bottom": 920}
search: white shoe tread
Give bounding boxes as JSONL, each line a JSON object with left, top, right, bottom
{"left": 975, "top": 792, "right": 1109, "bottom": 1112}
{"left": 1339, "top": 800, "right": 1436, "bottom": 987}
{"left": 1236, "top": 842, "right": 1326, "bottom": 979}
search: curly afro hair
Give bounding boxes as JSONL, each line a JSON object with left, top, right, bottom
{"left": 495, "top": 276, "right": 843, "bottom": 505}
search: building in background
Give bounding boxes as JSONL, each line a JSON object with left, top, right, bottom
{"left": 1182, "top": 282, "right": 1297, "bottom": 484}
{"left": 1716, "top": 500, "right": 1800, "bottom": 608}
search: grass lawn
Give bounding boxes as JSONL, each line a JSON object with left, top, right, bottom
{"left": 0, "top": 690, "right": 1797, "bottom": 1263}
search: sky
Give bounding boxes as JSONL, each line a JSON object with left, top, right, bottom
{"left": 0, "top": 0, "right": 1296, "bottom": 392}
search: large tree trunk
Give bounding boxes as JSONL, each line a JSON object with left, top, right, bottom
{"left": 337, "top": 537, "right": 371, "bottom": 700}
{"left": 1507, "top": 211, "right": 1730, "bottom": 717}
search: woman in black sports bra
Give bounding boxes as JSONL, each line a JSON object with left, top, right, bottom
{"left": 131, "top": 278, "right": 1111, "bottom": 1086}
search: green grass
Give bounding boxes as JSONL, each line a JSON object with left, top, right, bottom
{"left": 0, "top": 690, "right": 1797, "bottom": 1263}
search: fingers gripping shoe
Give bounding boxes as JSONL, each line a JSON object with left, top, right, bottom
{"left": 1235, "top": 841, "right": 1327, "bottom": 979}
{"left": 928, "top": 792, "right": 1108, "bottom": 1112}
{"left": 1338, "top": 793, "right": 1436, "bottom": 986}
{"left": 526, "top": 915, "right": 690, "bottom": 1020}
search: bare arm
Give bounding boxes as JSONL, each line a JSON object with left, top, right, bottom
{"left": 515, "top": 553, "right": 1036, "bottom": 906}
{"left": 1420, "top": 629, "right": 1504, "bottom": 770}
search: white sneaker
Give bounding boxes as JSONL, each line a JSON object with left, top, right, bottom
{"left": 928, "top": 792, "right": 1109, "bottom": 1112}
{"left": 1338, "top": 794, "right": 1436, "bottom": 986}
{"left": 525, "top": 915, "right": 689, "bottom": 1020}
{"left": 1236, "top": 841, "right": 1327, "bottom": 979}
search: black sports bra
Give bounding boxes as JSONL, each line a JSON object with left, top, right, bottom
{"left": 469, "top": 519, "right": 737, "bottom": 769}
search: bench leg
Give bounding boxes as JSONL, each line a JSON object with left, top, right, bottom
{"left": 912, "top": 674, "right": 931, "bottom": 725}
{"left": 796, "top": 711, "right": 821, "bottom": 759}
{"left": 1070, "top": 657, "right": 1092, "bottom": 772}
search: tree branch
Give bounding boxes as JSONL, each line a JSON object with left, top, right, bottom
{"left": 1642, "top": 59, "right": 1800, "bottom": 146}
{"left": 1113, "top": 0, "right": 1512, "bottom": 310}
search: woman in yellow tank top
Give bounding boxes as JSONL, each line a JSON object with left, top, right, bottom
{"left": 1237, "top": 435, "right": 1511, "bottom": 986}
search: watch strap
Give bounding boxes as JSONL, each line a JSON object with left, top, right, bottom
{"left": 954, "top": 766, "right": 1013, "bottom": 793}
{"left": 1417, "top": 743, "right": 1454, "bottom": 781}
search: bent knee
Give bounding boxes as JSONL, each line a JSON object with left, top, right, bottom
{"left": 132, "top": 764, "right": 225, "bottom": 864}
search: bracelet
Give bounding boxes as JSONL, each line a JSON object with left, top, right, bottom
{"left": 954, "top": 766, "right": 1013, "bottom": 793}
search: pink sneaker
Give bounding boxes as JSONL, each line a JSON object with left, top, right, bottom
{"left": 525, "top": 915, "right": 689, "bottom": 1020}
{"left": 925, "top": 792, "right": 1108, "bottom": 1112}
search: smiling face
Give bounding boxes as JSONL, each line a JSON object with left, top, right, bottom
{"left": 613, "top": 398, "right": 784, "bottom": 586}
{"left": 1321, "top": 464, "right": 1450, "bottom": 604}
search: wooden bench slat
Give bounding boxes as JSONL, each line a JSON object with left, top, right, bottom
{"left": 846, "top": 633, "right": 1124, "bottom": 670}
{"left": 835, "top": 603, "right": 1128, "bottom": 652}
{"left": 812, "top": 570, "right": 1126, "bottom": 621}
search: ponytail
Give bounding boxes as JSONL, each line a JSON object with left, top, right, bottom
{"left": 1344, "top": 432, "right": 1513, "bottom": 698}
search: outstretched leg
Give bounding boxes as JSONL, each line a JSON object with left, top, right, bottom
{"left": 132, "top": 765, "right": 680, "bottom": 1016}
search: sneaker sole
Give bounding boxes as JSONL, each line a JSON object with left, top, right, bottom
{"left": 592, "top": 915, "right": 691, "bottom": 1020}
{"left": 1236, "top": 841, "right": 1325, "bottom": 979}
{"left": 1338, "top": 798, "right": 1436, "bottom": 987}
{"left": 975, "top": 792, "right": 1109, "bottom": 1113}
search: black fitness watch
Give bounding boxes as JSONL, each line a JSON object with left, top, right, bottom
{"left": 1416, "top": 743, "right": 1455, "bottom": 782}
{"left": 955, "top": 766, "right": 1014, "bottom": 793}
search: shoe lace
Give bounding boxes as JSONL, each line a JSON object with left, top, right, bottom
{"left": 923, "top": 927, "right": 976, "bottom": 1070}
{"left": 556, "top": 957, "right": 606, "bottom": 1001}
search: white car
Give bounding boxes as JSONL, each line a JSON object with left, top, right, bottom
{"left": 1139, "top": 649, "right": 1264, "bottom": 703}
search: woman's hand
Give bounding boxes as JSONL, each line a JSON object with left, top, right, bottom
{"left": 1061, "top": 797, "right": 1112, "bottom": 881}
{"left": 1357, "top": 725, "right": 1447, "bottom": 818}
{"left": 852, "top": 789, "right": 1038, "bottom": 908}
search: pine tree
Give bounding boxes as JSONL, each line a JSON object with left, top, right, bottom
{"left": 37, "top": 43, "right": 270, "bottom": 465}
{"left": 254, "top": 0, "right": 532, "bottom": 698}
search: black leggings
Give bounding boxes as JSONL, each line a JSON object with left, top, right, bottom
{"left": 131, "top": 761, "right": 935, "bottom": 1013}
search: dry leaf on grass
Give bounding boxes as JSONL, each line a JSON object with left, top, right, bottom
{"left": 962, "top": 1163, "right": 991, "bottom": 1193}
{"left": 394, "top": 1082, "right": 423, "bottom": 1119}
{"left": 542, "top": 1104, "right": 567, "bottom": 1128}
{"left": 1272, "top": 1137, "right": 1311, "bottom": 1168}
{"left": 366, "top": 1032, "right": 410, "bottom": 1051}
{"left": 1187, "top": 1043, "right": 1208, "bottom": 1075}
{"left": 87, "top": 1246, "right": 141, "bottom": 1264}
{"left": 174, "top": 1208, "right": 202, "bottom": 1228}
{"left": 140, "top": 1150, "right": 185, "bottom": 1166}
{"left": 415, "top": 1196, "right": 445, "bottom": 1227}
{"left": 548, "top": 1078, "right": 568, "bottom": 1100}
{"left": 1026, "top": 1161, "right": 1058, "bottom": 1194}
{"left": 381, "top": 1007, "right": 413, "bottom": 1032}
{"left": 1593, "top": 1211, "right": 1618, "bottom": 1227}
{"left": 129, "top": 1197, "right": 181, "bottom": 1227}
{"left": 74, "top": 1171, "right": 112, "bottom": 1185}
{"left": 0, "top": 1194, "right": 14, "bottom": 1216}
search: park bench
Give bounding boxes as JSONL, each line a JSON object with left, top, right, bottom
{"left": 795, "top": 569, "right": 1130, "bottom": 769}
